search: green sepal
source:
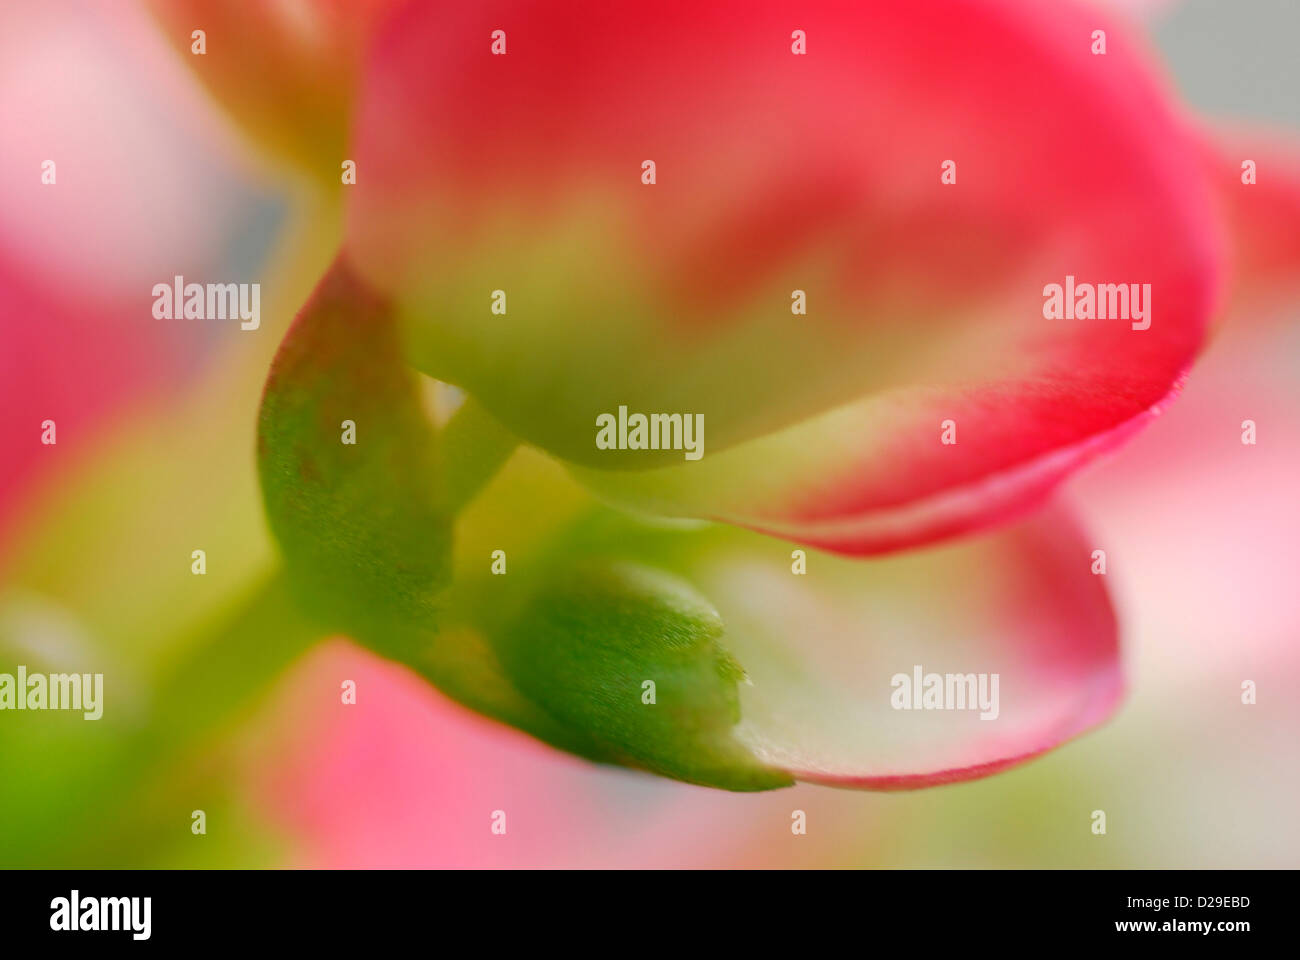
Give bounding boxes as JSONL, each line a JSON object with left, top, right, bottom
{"left": 257, "top": 257, "right": 450, "bottom": 652}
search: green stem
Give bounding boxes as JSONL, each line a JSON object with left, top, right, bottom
{"left": 16, "top": 567, "right": 323, "bottom": 867}
{"left": 142, "top": 567, "right": 322, "bottom": 757}
{"left": 8, "top": 246, "right": 519, "bottom": 865}
{"left": 52, "top": 400, "right": 516, "bottom": 867}
{"left": 76, "top": 403, "right": 516, "bottom": 865}
{"left": 437, "top": 394, "right": 521, "bottom": 514}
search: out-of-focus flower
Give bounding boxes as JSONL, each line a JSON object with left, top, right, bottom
{"left": 1201, "top": 127, "right": 1300, "bottom": 323}
{"left": 0, "top": 0, "right": 260, "bottom": 545}
{"left": 143, "top": 0, "right": 404, "bottom": 179}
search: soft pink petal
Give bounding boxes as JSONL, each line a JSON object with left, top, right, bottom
{"left": 348, "top": 0, "right": 1220, "bottom": 556}
{"left": 1201, "top": 125, "right": 1300, "bottom": 325}
{"left": 692, "top": 505, "right": 1123, "bottom": 787}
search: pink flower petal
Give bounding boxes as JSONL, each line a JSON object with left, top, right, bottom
{"left": 1201, "top": 125, "right": 1300, "bottom": 325}
{"left": 442, "top": 488, "right": 1123, "bottom": 790}
{"left": 697, "top": 505, "right": 1122, "bottom": 787}
{"left": 575, "top": 373, "right": 1182, "bottom": 555}
{"left": 346, "top": 0, "right": 1220, "bottom": 553}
